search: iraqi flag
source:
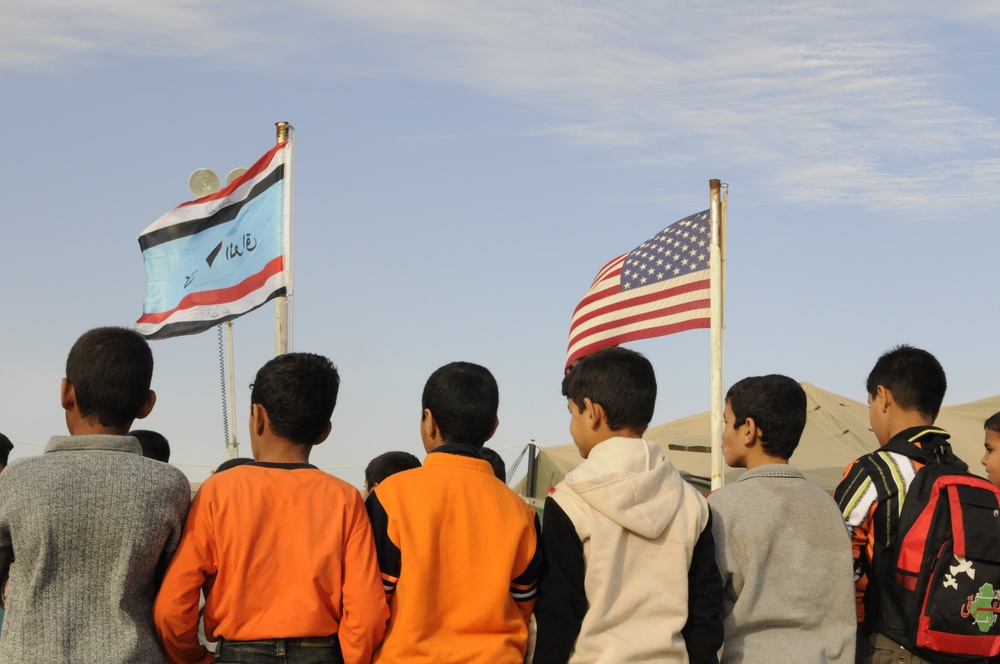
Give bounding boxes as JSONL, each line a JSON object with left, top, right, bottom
{"left": 136, "top": 142, "right": 289, "bottom": 340}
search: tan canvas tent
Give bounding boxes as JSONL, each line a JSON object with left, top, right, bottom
{"left": 517, "top": 384, "right": 1000, "bottom": 497}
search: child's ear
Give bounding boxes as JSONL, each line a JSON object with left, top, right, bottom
{"left": 420, "top": 408, "right": 442, "bottom": 453}
{"left": 312, "top": 421, "right": 333, "bottom": 446}
{"left": 421, "top": 408, "right": 438, "bottom": 441}
{"left": 60, "top": 378, "right": 75, "bottom": 411}
{"left": 583, "top": 398, "right": 605, "bottom": 431}
{"left": 251, "top": 403, "right": 268, "bottom": 437}
{"left": 484, "top": 417, "right": 499, "bottom": 443}
{"left": 134, "top": 390, "right": 156, "bottom": 420}
{"left": 876, "top": 385, "right": 893, "bottom": 412}
{"left": 743, "top": 416, "right": 762, "bottom": 447}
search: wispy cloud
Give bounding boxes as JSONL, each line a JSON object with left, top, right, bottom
{"left": 4, "top": 0, "right": 998, "bottom": 212}
{"left": 0, "top": 0, "right": 286, "bottom": 70}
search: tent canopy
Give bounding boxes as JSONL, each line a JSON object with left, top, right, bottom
{"left": 519, "top": 384, "right": 1000, "bottom": 497}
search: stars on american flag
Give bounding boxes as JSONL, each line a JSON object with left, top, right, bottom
{"left": 620, "top": 211, "right": 711, "bottom": 291}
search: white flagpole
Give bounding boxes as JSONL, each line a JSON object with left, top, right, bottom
{"left": 275, "top": 121, "right": 294, "bottom": 355}
{"left": 709, "top": 179, "right": 726, "bottom": 490}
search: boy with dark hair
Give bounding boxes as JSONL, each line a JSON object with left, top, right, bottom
{"left": 366, "top": 361, "right": 542, "bottom": 664}
{"left": 154, "top": 353, "right": 388, "bottom": 664}
{"left": 980, "top": 412, "right": 1000, "bottom": 487}
{"left": 132, "top": 429, "right": 171, "bottom": 463}
{"left": 708, "top": 375, "right": 855, "bottom": 663}
{"left": 0, "top": 433, "right": 9, "bottom": 634}
{"left": 481, "top": 446, "right": 507, "bottom": 482}
{"left": 534, "top": 346, "right": 722, "bottom": 663}
{"left": 834, "top": 345, "right": 958, "bottom": 663}
{"left": 213, "top": 457, "right": 254, "bottom": 474}
{"left": 0, "top": 433, "right": 12, "bottom": 472}
{"left": 364, "top": 451, "right": 421, "bottom": 495}
{"left": 0, "top": 326, "right": 190, "bottom": 662}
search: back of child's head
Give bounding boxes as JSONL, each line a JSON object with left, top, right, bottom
{"left": 0, "top": 433, "right": 12, "bottom": 466}
{"left": 481, "top": 446, "right": 506, "bottom": 482}
{"left": 561, "top": 346, "right": 656, "bottom": 434}
{"left": 251, "top": 352, "right": 340, "bottom": 445}
{"left": 726, "top": 374, "right": 807, "bottom": 460}
{"left": 421, "top": 361, "right": 498, "bottom": 448}
{"left": 986, "top": 412, "right": 1000, "bottom": 434}
{"left": 66, "top": 327, "right": 154, "bottom": 427}
{"left": 365, "top": 451, "right": 421, "bottom": 488}
{"left": 131, "top": 429, "right": 170, "bottom": 463}
{"left": 215, "top": 457, "right": 254, "bottom": 474}
{"left": 866, "top": 345, "right": 946, "bottom": 419}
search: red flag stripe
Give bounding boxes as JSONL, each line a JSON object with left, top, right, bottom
{"left": 567, "top": 306, "right": 710, "bottom": 363}
{"left": 571, "top": 275, "right": 711, "bottom": 328}
{"left": 137, "top": 256, "right": 284, "bottom": 325}
{"left": 587, "top": 254, "right": 627, "bottom": 287}
{"left": 176, "top": 142, "right": 287, "bottom": 209}
{"left": 569, "top": 319, "right": 711, "bottom": 366}
{"left": 568, "top": 297, "right": 710, "bottom": 350}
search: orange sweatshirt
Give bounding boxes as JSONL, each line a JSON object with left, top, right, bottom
{"left": 154, "top": 463, "right": 388, "bottom": 664}
{"left": 366, "top": 446, "right": 542, "bottom": 664}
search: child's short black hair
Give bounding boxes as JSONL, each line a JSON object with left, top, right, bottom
{"left": 422, "top": 362, "right": 499, "bottom": 448}
{"left": 561, "top": 347, "right": 656, "bottom": 434}
{"left": 986, "top": 412, "right": 1000, "bottom": 434}
{"left": 481, "top": 446, "right": 506, "bottom": 482}
{"left": 131, "top": 429, "right": 170, "bottom": 463}
{"left": 727, "top": 374, "right": 807, "bottom": 460}
{"left": 866, "top": 345, "right": 946, "bottom": 419}
{"left": 66, "top": 327, "right": 154, "bottom": 427}
{"left": 250, "top": 353, "right": 340, "bottom": 445}
{"left": 215, "top": 457, "right": 254, "bottom": 474}
{"left": 365, "top": 451, "right": 421, "bottom": 488}
{"left": 0, "top": 433, "right": 12, "bottom": 465}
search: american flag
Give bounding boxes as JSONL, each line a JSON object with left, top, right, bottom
{"left": 566, "top": 210, "right": 712, "bottom": 371}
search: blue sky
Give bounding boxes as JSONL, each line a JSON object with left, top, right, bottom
{"left": 2, "top": 1, "right": 998, "bottom": 485}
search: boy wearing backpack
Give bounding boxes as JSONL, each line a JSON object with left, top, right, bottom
{"left": 981, "top": 412, "right": 1000, "bottom": 487}
{"left": 835, "top": 345, "right": 962, "bottom": 663}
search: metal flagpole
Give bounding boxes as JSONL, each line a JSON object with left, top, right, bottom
{"left": 709, "top": 179, "right": 726, "bottom": 490}
{"left": 275, "top": 121, "right": 294, "bottom": 356}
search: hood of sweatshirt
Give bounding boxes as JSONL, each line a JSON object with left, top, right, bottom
{"left": 562, "top": 437, "right": 688, "bottom": 539}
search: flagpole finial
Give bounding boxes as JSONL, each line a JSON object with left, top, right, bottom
{"left": 275, "top": 122, "right": 290, "bottom": 143}
{"left": 710, "top": 178, "right": 720, "bottom": 191}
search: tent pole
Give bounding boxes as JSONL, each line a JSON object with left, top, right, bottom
{"left": 525, "top": 440, "right": 538, "bottom": 499}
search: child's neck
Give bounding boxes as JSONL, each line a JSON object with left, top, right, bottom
{"left": 744, "top": 450, "right": 788, "bottom": 471}
{"left": 255, "top": 436, "right": 312, "bottom": 464}
{"left": 601, "top": 426, "right": 644, "bottom": 441}
{"left": 67, "top": 413, "right": 132, "bottom": 437}
{"left": 885, "top": 410, "right": 936, "bottom": 444}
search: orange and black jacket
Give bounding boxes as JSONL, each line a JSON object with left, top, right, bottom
{"left": 366, "top": 443, "right": 542, "bottom": 664}
{"left": 834, "top": 426, "right": 955, "bottom": 630}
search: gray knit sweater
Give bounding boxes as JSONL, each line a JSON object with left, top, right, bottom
{"left": 0, "top": 435, "right": 190, "bottom": 663}
{"left": 707, "top": 464, "right": 856, "bottom": 663}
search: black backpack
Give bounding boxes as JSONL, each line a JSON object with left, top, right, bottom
{"left": 878, "top": 441, "right": 1000, "bottom": 664}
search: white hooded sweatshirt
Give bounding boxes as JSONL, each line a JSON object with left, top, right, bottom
{"left": 535, "top": 437, "right": 718, "bottom": 663}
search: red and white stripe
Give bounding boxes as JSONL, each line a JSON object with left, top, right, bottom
{"left": 141, "top": 142, "right": 287, "bottom": 237}
{"left": 565, "top": 255, "right": 710, "bottom": 370}
{"left": 136, "top": 257, "right": 285, "bottom": 339}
